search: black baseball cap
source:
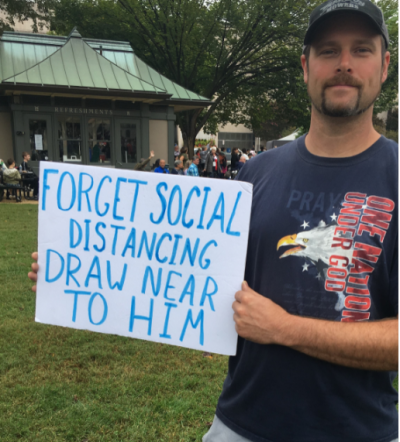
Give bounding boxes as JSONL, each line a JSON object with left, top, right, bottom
{"left": 304, "top": 0, "right": 389, "bottom": 48}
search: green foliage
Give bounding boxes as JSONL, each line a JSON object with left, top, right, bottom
{"left": 372, "top": 0, "right": 398, "bottom": 114}
{"left": 0, "top": 204, "right": 228, "bottom": 441}
{"left": 386, "top": 107, "right": 398, "bottom": 132}
{"left": 373, "top": 115, "right": 398, "bottom": 142}
{"left": 385, "top": 130, "right": 398, "bottom": 143}
{"left": 0, "top": 0, "right": 52, "bottom": 34}
{"left": 194, "top": 139, "right": 210, "bottom": 146}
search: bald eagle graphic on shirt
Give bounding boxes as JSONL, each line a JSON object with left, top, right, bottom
{"left": 277, "top": 220, "right": 353, "bottom": 310}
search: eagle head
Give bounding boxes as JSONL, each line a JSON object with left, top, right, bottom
{"left": 277, "top": 232, "right": 310, "bottom": 258}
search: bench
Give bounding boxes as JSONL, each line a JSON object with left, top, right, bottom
{"left": 0, "top": 170, "right": 26, "bottom": 202}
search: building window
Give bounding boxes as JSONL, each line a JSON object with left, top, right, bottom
{"left": 58, "top": 117, "right": 82, "bottom": 162}
{"left": 29, "top": 120, "right": 48, "bottom": 161}
{"left": 217, "top": 132, "right": 253, "bottom": 150}
{"left": 120, "top": 123, "right": 137, "bottom": 163}
{"left": 88, "top": 118, "right": 111, "bottom": 163}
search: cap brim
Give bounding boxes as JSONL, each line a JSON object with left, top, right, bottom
{"left": 304, "top": 9, "right": 388, "bottom": 47}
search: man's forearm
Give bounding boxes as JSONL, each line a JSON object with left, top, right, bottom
{"left": 279, "top": 315, "right": 398, "bottom": 371}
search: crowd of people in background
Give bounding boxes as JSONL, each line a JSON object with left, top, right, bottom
{"left": 148, "top": 143, "right": 266, "bottom": 179}
{"left": 0, "top": 143, "right": 266, "bottom": 203}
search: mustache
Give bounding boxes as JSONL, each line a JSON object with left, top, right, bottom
{"left": 323, "top": 73, "right": 363, "bottom": 89}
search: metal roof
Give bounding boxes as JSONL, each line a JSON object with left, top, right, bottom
{"left": 0, "top": 29, "right": 211, "bottom": 105}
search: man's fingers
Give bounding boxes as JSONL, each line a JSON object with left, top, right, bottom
{"left": 31, "top": 284, "right": 37, "bottom": 293}
{"left": 232, "top": 300, "right": 241, "bottom": 312}
{"left": 28, "top": 271, "right": 38, "bottom": 282}
{"left": 235, "top": 290, "right": 250, "bottom": 303}
{"left": 31, "top": 262, "right": 39, "bottom": 273}
{"left": 32, "top": 252, "right": 38, "bottom": 261}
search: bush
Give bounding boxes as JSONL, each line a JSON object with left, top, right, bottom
{"left": 386, "top": 130, "right": 398, "bottom": 143}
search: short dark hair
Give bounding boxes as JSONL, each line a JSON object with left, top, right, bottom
{"left": 303, "top": 35, "right": 386, "bottom": 66}
{"left": 22, "top": 151, "right": 29, "bottom": 159}
{"left": 6, "top": 158, "right": 15, "bottom": 167}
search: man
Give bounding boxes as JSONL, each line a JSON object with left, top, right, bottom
{"left": 236, "top": 155, "right": 247, "bottom": 171}
{"left": 187, "top": 157, "right": 200, "bottom": 177}
{"left": 174, "top": 144, "right": 180, "bottom": 158}
{"left": 199, "top": 146, "right": 209, "bottom": 175}
{"left": 203, "top": 1, "right": 398, "bottom": 441}
{"left": 170, "top": 160, "right": 184, "bottom": 175}
{"left": 153, "top": 159, "right": 169, "bottom": 174}
{"left": 257, "top": 146, "right": 266, "bottom": 154}
{"left": 20, "top": 151, "right": 39, "bottom": 200}
{"left": 134, "top": 150, "right": 155, "bottom": 171}
{"left": 218, "top": 148, "right": 228, "bottom": 177}
{"left": 204, "top": 147, "right": 221, "bottom": 178}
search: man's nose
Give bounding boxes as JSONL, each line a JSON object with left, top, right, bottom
{"left": 336, "top": 50, "right": 353, "bottom": 73}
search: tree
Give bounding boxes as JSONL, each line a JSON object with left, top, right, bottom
{"left": 386, "top": 107, "right": 398, "bottom": 132}
{"left": 372, "top": 0, "right": 398, "bottom": 115}
{"left": 50, "top": 0, "right": 317, "bottom": 154}
{"left": 0, "top": 0, "right": 52, "bottom": 34}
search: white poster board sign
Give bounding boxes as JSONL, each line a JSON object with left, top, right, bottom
{"left": 35, "top": 134, "right": 43, "bottom": 150}
{"left": 36, "top": 162, "right": 253, "bottom": 355}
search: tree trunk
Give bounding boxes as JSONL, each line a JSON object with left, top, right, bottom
{"left": 177, "top": 109, "right": 202, "bottom": 158}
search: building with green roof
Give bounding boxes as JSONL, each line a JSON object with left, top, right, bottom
{"left": 0, "top": 28, "right": 211, "bottom": 172}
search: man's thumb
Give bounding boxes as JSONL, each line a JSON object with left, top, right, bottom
{"left": 242, "top": 280, "right": 252, "bottom": 291}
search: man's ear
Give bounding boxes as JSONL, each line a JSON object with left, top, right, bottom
{"left": 381, "top": 51, "right": 390, "bottom": 83}
{"left": 301, "top": 54, "right": 308, "bottom": 84}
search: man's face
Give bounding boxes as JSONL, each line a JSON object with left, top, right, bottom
{"left": 301, "top": 14, "right": 390, "bottom": 118}
{"left": 193, "top": 158, "right": 199, "bottom": 165}
{"left": 24, "top": 154, "right": 31, "bottom": 162}
{"left": 176, "top": 162, "right": 183, "bottom": 169}
{"left": 160, "top": 160, "right": 166, "bottom": 168}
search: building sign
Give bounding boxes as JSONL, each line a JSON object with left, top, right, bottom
{"left": 35, "top": 134, "right": 43, "bottom": 150}
{"left": 55, "top": 107, "right": 114, "bottom": 115}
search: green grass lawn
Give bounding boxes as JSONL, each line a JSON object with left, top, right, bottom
{"left": 1, "top": 205, "right": 397, "bottom": 441}
{"left": 0, "top": 205, "right": 227, "bottom": 442}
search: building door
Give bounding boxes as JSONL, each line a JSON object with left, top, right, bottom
{"left": 114, "top": 118, "right": 140, "bottom": 169}
{"left": 23, "top": 114, "right": 54, "bottom": 173}
{"left": 87, "top": 117, "right": 112, "bottom": 166}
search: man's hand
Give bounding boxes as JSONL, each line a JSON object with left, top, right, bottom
{"left": 28, "top": 252, "right": 39, "bottom": 292}
{"left": 150, "top": 150, "right": 155, "bottom": 158}
{"left": 233, "top": 282, "right": 398, "bottom": 370}
{"left": 233, "top": 281, "right": 290, "bottom": 344}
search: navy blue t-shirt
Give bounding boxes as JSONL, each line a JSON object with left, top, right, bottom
{"left": 217, "top": 135, "right": 398, "bottom": 442}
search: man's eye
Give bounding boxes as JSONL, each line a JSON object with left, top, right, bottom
{"left": 356, "top": 48, "right": 371, "bottom": 53}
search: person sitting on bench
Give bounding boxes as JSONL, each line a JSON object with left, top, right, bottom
{"left": 3, "top": 158, "right": 22, "bottom": 202}
{"left": 20, "top": 152, "right": 38, "bottom": 200}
